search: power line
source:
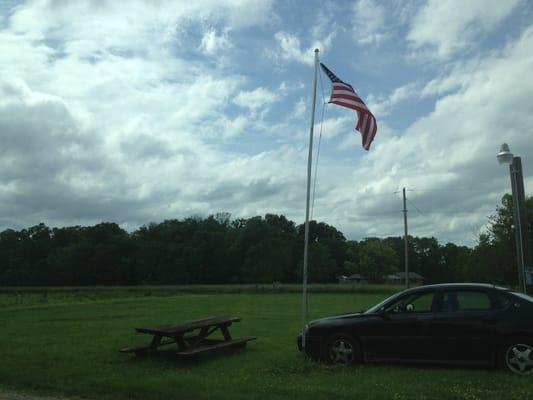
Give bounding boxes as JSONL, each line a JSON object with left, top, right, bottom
{"left": 406, "top": 198, "right": 425, "bottom": 217}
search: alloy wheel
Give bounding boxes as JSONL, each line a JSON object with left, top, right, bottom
{"left": 329, "top": 338, "right": 354, "bottom": 364}
{"left": 506, "top": 343, "right": 533, "bottom": 375}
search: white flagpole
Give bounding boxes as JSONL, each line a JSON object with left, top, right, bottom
{"left": 302, "top": 48, "right": 319, "bottom": 352}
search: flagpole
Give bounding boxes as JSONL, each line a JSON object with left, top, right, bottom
{"left": 302, "top": 48, "right": 319, "bottom": 352}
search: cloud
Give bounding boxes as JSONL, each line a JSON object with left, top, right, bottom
{"left": 199, "top": 29, "right": 232, "bottom": 55}
{"left": 0, "top": 79, "right": 121, "bottom": 227}
{"left": 270, "top": 26, "right": 336, "bottom": 65}
{"left": 352, "top": 0, "right": 389, "bottom": 45}
{"left": 233, "top": 87, "right": 279, "bottom": 112}
{"left": 407, "top": 0, "right": 521, "bottom": 59}
{"left": 314, "top": 115, "right": 354, "bottom": 140}
{"left": 0, "top": 0, "right": 284, "bottom": 230}
{"left": 212, "top": 115, "right": 249, "bottom": 138}
{"left": 272, "top": 32, "right": 311, "bottom": 65}
{"left": 290, "top": 98, "right": 306, "bottom": 119}
{"left": 367, "top": 82, "right": 420, "bottom": 116}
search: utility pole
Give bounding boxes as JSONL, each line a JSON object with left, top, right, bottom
{"left": 498, "top": 144, "right": 531, "bottom": 293}
{"left": 402, "top": 187, "right": 409, "bottom": 289}
{"left": 511, "top": 157, "right": 530, "bottom": 293}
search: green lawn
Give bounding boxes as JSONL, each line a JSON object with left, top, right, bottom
{"left": 0, "top": 288, "right": 532, "bottom": 400}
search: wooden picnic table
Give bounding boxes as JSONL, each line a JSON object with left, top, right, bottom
{"left": 120, "top": 316, "right": 256, "bottom": 358}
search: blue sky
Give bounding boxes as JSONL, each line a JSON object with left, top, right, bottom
{"left": 1, "top": 0, "right": 533, "bottom": 246}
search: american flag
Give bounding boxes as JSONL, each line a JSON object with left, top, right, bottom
{"left": 320, "top": 63, "right": 377, "bottom": 151}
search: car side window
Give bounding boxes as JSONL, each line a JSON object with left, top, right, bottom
{"left": 491, "top": 293, "right": 511, "bottom": 309}
{"left": 386, "top": 292, "right": 435, "bottom": 313}
{"left": 441, "top": 290, "right": 491, "bottom": 312}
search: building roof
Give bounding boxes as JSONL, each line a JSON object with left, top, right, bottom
{"left": 396, "top": 271, "right": 424, "bottom": 279}
{"left": 347, "top": 273, "right": 367, "bottom": 279}
{"left": 385, "top": 274, "right": 401, "bottom": 280}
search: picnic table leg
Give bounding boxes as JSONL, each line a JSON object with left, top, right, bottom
{"left": 220, "top": 325, "right": 232, "bottom": 341}
{"left": 198, "top": 326, "right": 209, "bottom": 339}
{"left": 150, "top": 334, "right": 162, "bottom": 348}
{"left": 132, "top": 334, "right": 161, "bottom": 357}
{"left": 175, "top": 333, "right": 189, "bottom": 351}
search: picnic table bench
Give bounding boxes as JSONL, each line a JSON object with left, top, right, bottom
{"left": 120, "top": 316, "right": 256, "bottom": 358}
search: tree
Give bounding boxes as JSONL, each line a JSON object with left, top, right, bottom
{"left": 439, "top": 243, "right": 471, "bottom": 283}
{"left": 296, "top": 220, "right": 346, "bottom": 279}
{"left": 234, "top": 215, "right": 297, "bottom": 283}
{"left": 357, "top": 238, "right": 398, "bottom": 283}
{"left": 297, "top": 241, "right": 337, "bottom": 283}
{"left": 343, "top": 240, "right": 360, "bottom": 275}
{"left": 471, "top": 194, "right": 533, "bottom": 287}
{"left": 410, "top": 237, "right": 441, "bottom": 283}
{"left": 242, "top": 238, "right": 292, "bottom": 282}
{"left": 5, "top": 205, "right": 530, "bottom": 286}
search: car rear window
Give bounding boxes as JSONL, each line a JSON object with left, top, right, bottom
{"left": 491, "top": 292, "right": 511, "bottom": 309}
{"left": 441, "top": 291, "right": 492, "bottom": 312}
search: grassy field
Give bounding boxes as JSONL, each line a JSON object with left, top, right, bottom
{"left": 1, "top": 287, "right": 532, "bottom": 400}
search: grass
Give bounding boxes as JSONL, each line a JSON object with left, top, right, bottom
{"left": 0, "top": 287, "right": 532, "bottom": 400}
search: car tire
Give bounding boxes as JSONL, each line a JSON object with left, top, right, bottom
{"left": 323, "top": 333, "right": 361, "bottom": 365}
{"left": 501, "top": 336, "right": 533, "bottom": 375}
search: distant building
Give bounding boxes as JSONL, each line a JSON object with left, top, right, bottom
{"left": 385, "top": 272, "right": 424, "bottom": 286}
{"left": 384, "top": 274, "right": 401, "bottom": 284}
{"left": 338, "top": 273, "right": 368, "bottom": 284}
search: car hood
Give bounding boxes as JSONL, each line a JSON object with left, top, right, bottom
{"left": 307, "top": 312, "right": 370, "bottom": 327}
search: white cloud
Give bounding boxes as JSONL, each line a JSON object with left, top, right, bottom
{"left": 368, "top": 82, "right": 420, "bottom": 116}
{"left": 291, "top": 98, "right": 306, "bottom": 119}
{"left": 270, "top": 29, "right": 336, "bottom": 66}
{"left": 352, "top": 0, "right": 389, "bottom": 45}
{"left": 9, "top": 0, "right": 275, "bottom": 37}
{"left": 233, "top": 87, "right": 279, "bottom": 112}
{"left": 213, "top": 115, "right": 249, "bottom": 138}
{"left": 314, "top": 115, "right": 353, "bottom": 140}
{"left": 199, "top": 29, "right": 232, "bottom": 55}
{"left": 272, "top": 32, "right": 309, "bottom": 64}
{"left": 407, "top": 0, "right": 521, "bottom": 59}
{"left": 0, "top": 0, "right": 285, "bottom": 230}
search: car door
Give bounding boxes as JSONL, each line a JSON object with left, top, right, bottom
{"left": 425, "top": 289, "right": 499, "bottom": 364}
{"left": 362, "top": 290, "right": 437, "bottom": 362}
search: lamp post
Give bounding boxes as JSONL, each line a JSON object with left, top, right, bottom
{"left": 497, "top": 143, "right": 530, "bottom": 293}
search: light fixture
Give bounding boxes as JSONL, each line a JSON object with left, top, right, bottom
{"left": 497, "top": 143, "right": 514, "bottom": 165}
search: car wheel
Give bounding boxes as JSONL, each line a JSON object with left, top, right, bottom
{"left": 324, "top": 333, "right": 360, "bottom": 365}
{"left": 501, "top": 337, "right": 533, "bottom": 375}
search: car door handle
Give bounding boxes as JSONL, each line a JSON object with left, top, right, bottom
{"left": 482, "top": 319, "right": 497, "bottom": 325}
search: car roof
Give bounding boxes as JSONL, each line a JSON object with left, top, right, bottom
{"left": 401, "top": 283, "right": 511, "bottom": 294}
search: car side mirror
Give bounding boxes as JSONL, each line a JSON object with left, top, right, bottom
{"left": 377, "top": 308, "right": 390, "bottom": 320}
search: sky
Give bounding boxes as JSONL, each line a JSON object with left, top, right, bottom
{"left": 0, "top": 0, "right": 532, "bottom": 246}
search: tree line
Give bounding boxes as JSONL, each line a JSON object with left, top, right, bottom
{"left": 0, "top": 194, "right": 531, "bottom": 287}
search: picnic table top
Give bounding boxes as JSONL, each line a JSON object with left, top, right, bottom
{"left": 135, "top": 316, "right": 241, "bottom": 336}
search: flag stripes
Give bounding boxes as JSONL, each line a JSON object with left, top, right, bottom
{"left": 320, "top": 63, "right": 377, "bottom": 151}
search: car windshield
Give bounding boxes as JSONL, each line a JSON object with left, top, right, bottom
{"left": 511, "top": 292, "right": 533, "bottom": 303}
{"left": 364, "top": 292, "right": 404, "bottom": 314}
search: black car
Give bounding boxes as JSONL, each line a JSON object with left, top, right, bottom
{"left": 297, "top": 283, "right": 533, "bottom": 374}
